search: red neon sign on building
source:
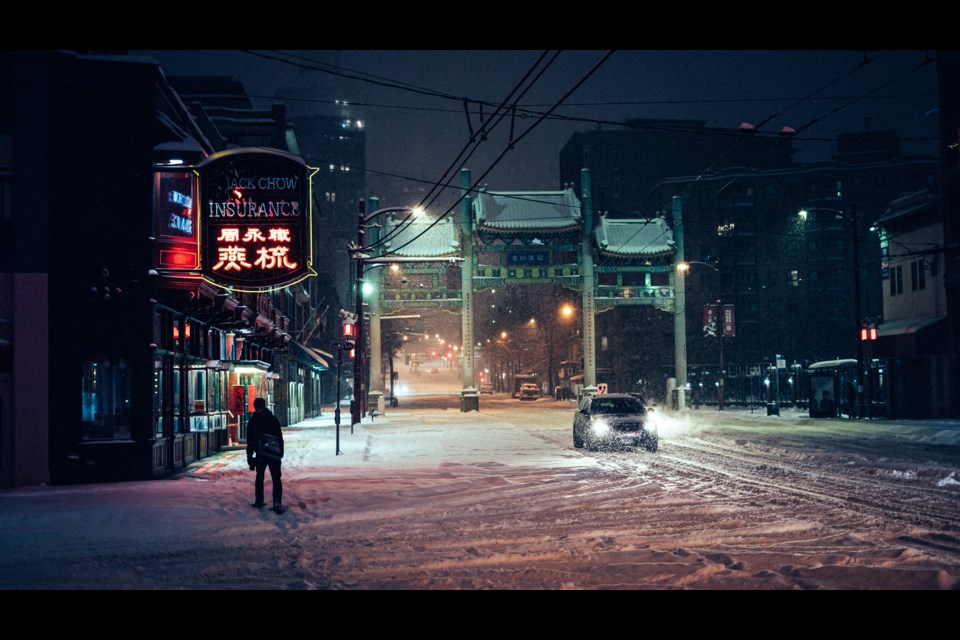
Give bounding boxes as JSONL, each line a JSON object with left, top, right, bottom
{"left": 197, "top": 148, "right": 318, "bottom": 293}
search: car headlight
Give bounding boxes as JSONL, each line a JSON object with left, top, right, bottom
{"left": 590, "top": 419, "right": 610, "bottom": 435}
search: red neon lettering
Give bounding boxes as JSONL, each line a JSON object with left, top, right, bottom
{"left": 268, "top": 228, "right": 292, "bottom": 242}
{"left": 217, "top": 228, "right": 240, "bottom": 242}
{"left": 254, "top": 246, "right": 298, "bottom": 270}
{"left": 242, "top": 228, "right": 266, "bottom": 242}
{"left": 213, "top": 245, "right": 252, "bottom": 271}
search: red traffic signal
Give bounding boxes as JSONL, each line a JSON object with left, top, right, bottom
{"left": 342, "top": 322, "right": 356, "bottom": 351}
{"left": 860, "top": 327, "right": 877, "bottom": 341}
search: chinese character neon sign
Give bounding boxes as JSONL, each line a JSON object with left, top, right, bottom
{"left": 197, "top": 149, "right": 318, "bottom": 292}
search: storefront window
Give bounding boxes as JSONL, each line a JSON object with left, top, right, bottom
{"left": 188, "top": 368, "right": 207, "bottom": 430}
{"left": 172, "top": 363, "right": 183, "bottom": 433}
{"left": 81, "top": 359, "right": 132, "bottom": 440}
{"left": 154, "top": 361, "right": 163, "bottom": 436}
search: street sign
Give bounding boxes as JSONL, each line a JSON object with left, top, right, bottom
{"left": 722, "top": 304, "right": 736, "bottom": 337}
{"left": 776, "top": 354, "right": 786, "bottom": 369}
{"left": 703, "top": 304, "right": 718, "bottom": 337}
{"left": 597, "top": 383, "right": 608, "bottom": 394}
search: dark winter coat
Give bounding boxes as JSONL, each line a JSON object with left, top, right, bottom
{"left": 246, "top": 408, "right": 283, "bottom": 466}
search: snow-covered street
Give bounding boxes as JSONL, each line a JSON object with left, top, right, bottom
{"left": 2, "top": 395, "right": 959, "bottom": 590}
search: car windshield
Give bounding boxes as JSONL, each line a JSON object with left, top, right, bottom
{"left": 590, "top": 397, "right": 643, "bottom": 414}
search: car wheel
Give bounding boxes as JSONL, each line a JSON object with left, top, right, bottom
{"left": 645, "top": 436, "right": 659, "bottom": 453}
{"left": 573, "top": 426, "right": 583, "bottom": 448}
{"left": 585, "top": 437, "right": 598, "bottom": 452}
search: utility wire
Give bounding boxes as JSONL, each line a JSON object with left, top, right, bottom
{"left": 369, "top": 51, "right": 561, "bottom": 253}
{"left": 595, "top": 52, "right": 934, "bottom": 268}
{"left": 243, "top": 53, "right": 944, "bottom": 264}
{"left": 376, "top": 51, "right": 616, "bottom": 260}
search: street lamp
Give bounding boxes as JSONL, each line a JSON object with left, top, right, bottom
{"left": 677, "top": 260, "right": 725, "bottom": 411}
{"left": 350, "top": 201, "right": 421, "bottom": 427}
{"left": 798, "top": 205, "right": 864, "bottom": 420}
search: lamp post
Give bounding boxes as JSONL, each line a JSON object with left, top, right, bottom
{"left": 677, "top": 260, "right": 724, "bottom": 411}
{"left": 799, "top": 205, "right": 863, "bottom": 420}
{"left": 350, "top": 200, "right": 419, "bottom": 428}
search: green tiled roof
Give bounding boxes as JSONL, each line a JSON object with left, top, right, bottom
{"left": 473, "top": 188, "right": 581, "bottom": 231}
{"left": 595, "top": 216, "right": 675, "bottom": 257}
{"left": 381, "top": 215, "right": 459, "bottom": 257}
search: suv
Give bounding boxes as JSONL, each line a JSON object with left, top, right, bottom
{"left": 573, "top": 393, "right": 657, "bottom": 452}
{"left": 480, "top": 383, "right": 494, "bottom": 394}
{"left": 519, "top": 383, "right": 541, "bottom": 400}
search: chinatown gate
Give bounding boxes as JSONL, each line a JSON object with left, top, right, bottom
{"left": 359, "top": 168, "right": 678, "bottom": 413}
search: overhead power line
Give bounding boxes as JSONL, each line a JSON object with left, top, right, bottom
{"left": 376, "top": 51, "right": 616, "bottom": 260}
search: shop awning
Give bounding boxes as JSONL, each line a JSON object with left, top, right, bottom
{"left": 877, "top": 317, "right": 945, "bottom": 338}
{"left": 293, "top": 342, "right": 331, "bottom": 369}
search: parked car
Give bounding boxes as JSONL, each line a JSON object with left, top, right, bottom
{"left": 519, "top": 383, "right": 541, "bottom": 400}
{"left": 573, "top": 393, "right": 658, "bottom": 452}
{"left": 430, "top": 367, "right": 439, "bottom": 374}
{"left": 480, "top": 383, "right": 494, "bottom": 394}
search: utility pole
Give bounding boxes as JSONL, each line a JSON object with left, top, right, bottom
{"left": 580, "top": 168, "right": 597, "bottom": 397}
{"left": 673, "top": 196, "right": 686, "bottom": 410}
{"left": 851, "top": 204, "right": 865, "bottom": 419}
{"left": 352, "top": 199, "right": 366, "bottom": 429}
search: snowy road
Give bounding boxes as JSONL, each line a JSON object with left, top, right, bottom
{"left": 2, "top": 396, "right": 959, "bottom": 589}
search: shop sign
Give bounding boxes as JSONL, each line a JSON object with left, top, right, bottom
{"left": 197, "top": 149, "right": 318, "bottom": 292}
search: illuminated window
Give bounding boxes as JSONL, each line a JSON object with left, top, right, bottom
{"left": 188, "top": 369, "right": 208, "bottom": 430}
{"left": 81, "top": 358, "right": 132, "bottom": 440}
{"left": 325, "top": 191, "right": 336, "bottom": 202}
{"left": 155, "top": 171, "right": 195, "bottom": 238}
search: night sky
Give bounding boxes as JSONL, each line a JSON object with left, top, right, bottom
{"left": 137, "top": 50, "right": 941, "bottom": 214}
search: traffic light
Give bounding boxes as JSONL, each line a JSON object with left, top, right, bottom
{"left": 860, "top": 327, "right": 877, "bottom": 341}
{"left": 342, "top": 321, "right": 356, "bottom": 351}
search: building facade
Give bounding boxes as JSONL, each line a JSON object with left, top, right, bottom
{"left": 866, "top": 190, "right": 953, "bottom": 417}
{"left": 560, "top": 118, "right": 940, "bottom": 406}
{"left": 651, "top": 150, "right": 938, "bottom": 408}
{"left": 0, "top": 51, "right": 335, "bottom": 487}
{"left": 559, "top": 119, "right": 795, "bottom": 216}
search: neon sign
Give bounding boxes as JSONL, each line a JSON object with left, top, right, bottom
{"left": 158, "top": 174, "right": 195, "bottom": 238}
{"left": 197, "top": 149, "right": 318, "bottom": 292}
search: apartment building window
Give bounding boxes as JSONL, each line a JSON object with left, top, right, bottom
{"left": 911, "top": 260, "right": 925, "bottom": 291}
{"left": 890, "top": 265, "right": 903, "bottom": 296}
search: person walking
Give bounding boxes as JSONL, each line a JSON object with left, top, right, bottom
{"left": 246, "top": 397, "right": 284, "bottom": 513}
